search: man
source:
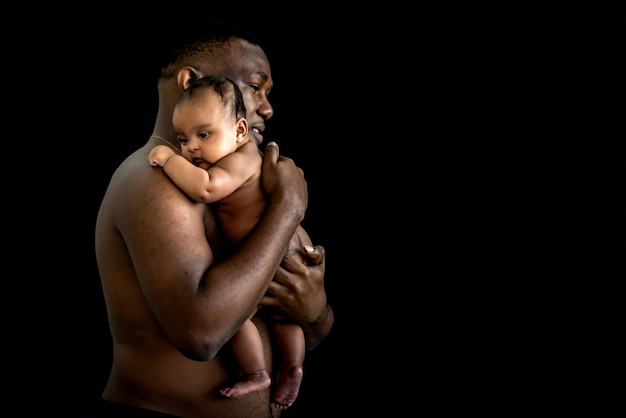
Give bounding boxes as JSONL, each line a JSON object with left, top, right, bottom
{"left": 90, "top": 19, "right": 333, "bottom": 418}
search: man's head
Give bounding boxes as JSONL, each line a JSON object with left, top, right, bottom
{"left": 157, "top": 19, "right": 265, "bottom": 79}
{"left": 156, "top": 19, "right": 273, "bottom": 146}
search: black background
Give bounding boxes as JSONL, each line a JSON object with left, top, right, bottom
{"left": 15, "top": 4, "right": 623, "bottom": 417}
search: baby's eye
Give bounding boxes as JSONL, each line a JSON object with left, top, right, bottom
{"left": 179, "top": 138, "right": 189, "bottom": 145}
{"left": 199, "top": 132, "right": 209, "bottom": 139}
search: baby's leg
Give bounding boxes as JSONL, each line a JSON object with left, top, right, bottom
{"left": 270, "top": 320, "right": 305, "bottom": 410}
{"left": 219, "top": 319, "right": 271, "bottom": 398}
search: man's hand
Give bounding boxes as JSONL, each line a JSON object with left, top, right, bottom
{"left": 262, "top": 226, "right": 332, "bottom": 349}
{"left": 261, "top": 142, "right": 308, "bottom": 223}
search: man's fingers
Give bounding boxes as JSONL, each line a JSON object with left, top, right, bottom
{"left": 304, "top": 245, "right": 325, "bottom": 266}
{"left": 263, "top": 141, "right": 279, "bottom": 166}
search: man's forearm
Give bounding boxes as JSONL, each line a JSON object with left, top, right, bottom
{"left": 302, "top": 303, "right": 334, "bottom": 350}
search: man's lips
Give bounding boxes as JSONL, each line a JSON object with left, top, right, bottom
{"left": 250, "top": 126, "right": 264, "bottom": 144}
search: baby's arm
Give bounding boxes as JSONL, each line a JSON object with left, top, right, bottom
{"left": 149, "top": 144, "right": 211, "bottom": 201}
{"left": 149, "top": 145, "right": 252, "bottom": 204}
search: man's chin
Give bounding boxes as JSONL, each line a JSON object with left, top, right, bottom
{"left": 249, "top": 130, "right": 263, "bottom": 146}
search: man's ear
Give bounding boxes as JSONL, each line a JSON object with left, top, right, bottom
{"left": 176, "top": 67, "right": 202, "bottom": 92}
{"left": 235, "top": 118, "right": 248, "bottom": 144}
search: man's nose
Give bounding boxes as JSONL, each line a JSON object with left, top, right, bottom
{"left": 258, "top": 97, "right": 274, "bottom": 120}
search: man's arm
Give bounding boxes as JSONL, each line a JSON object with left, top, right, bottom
{"left": 262, "top": 227, "right": 334, "bottom": 349}
{"left": 136, "top": 142, "right": 308, "bottom": 361}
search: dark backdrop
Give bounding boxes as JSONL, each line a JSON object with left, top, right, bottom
{"left": 16, "top": 5, "right": 624, "bottom": 417}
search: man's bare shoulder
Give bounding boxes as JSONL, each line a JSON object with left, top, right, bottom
{"left": 110, "top": 148, "right": 188, "bottom": 196}
{"left": 100, "top": 147, "right": 207, "bottom": 225}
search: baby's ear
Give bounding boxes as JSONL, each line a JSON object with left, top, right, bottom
{"left": 235, "top": 117, "right": 248, "bottom": 143}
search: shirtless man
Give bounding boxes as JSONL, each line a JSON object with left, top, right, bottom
{"left": 90, "top": 18, "right": 333, "bottom": 418}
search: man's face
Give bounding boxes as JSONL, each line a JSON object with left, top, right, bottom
{"left": 209, "top": 39, "right": 274, "bottom": 146}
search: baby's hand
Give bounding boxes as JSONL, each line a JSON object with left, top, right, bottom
{"left": 149, "top": 145, "right": 175, "bottom": 167}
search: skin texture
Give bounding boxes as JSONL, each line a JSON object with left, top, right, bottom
{"left": 94, "top": 37, "right": 333, "bottom": 418}
{"left": 148, "top": 76, "right": 306, "bottom": 409}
